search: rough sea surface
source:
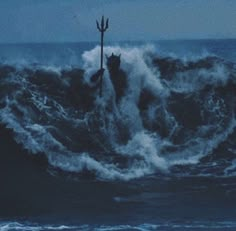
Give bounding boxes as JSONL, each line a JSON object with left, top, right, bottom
{"left": 0, "top": 40, "right": 236, "bottom": 230}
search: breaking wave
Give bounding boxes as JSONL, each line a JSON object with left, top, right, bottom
{"left": 1, "top": 44, "right": 236, "bottom": 180}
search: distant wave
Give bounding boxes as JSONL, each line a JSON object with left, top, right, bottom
{"left": 2, "top": 220, "right": 236, "bottom": 231}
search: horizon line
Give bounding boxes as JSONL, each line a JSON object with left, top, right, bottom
{"left": 0, "top": 38, "right": 236, "bottom": 45}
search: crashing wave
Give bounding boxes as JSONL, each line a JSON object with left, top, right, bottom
{"left": 0, "top": 45, "right": 236, "bottom": 180}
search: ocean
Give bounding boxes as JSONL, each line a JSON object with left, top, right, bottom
{"left": 0, "top": 39, "right": 236, "bottom": 230}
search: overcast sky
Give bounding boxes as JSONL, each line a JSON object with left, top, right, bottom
{"left": 0, "top": 0, "right": 235, "bottom": 43}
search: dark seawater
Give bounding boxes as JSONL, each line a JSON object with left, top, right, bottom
{"left": 1, "top": 39, "right": 236, "bottom": 230}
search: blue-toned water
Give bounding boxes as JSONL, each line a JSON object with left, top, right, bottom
{"left": 0, "top": 40, "right": 236, "bottom": 230}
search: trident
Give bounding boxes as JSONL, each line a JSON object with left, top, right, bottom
{"left": 96, "top": 16, "right": 109, "bottom": 97}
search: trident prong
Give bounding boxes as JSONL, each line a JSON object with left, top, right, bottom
{"left": 96, "top": 15, "right": 109, "bottom": 97}
{"left": 97, "top": 16, "right": 109, "bottom": 33}
{"left": 106, "top": 18, "right": 109, "bottom": 29}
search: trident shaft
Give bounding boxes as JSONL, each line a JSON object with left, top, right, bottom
{"left": 96, "top": 16, "right": 109, "bottom": 97}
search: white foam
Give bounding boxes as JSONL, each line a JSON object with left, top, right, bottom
{"left": 82, "top": 45, "right": 167, "bottom": 98}
{"left": 164, "top": 117, "right": 236, "bottom": 167}
{"left": 0, "top": 222, "right": 80, "bottom": 231}
{"left": 165, "top": 63, "right": 230, "bottom": 94}
{"left": 48, "top": 152, "right": 155, "bottom": 181}
{"left": 117, "top": 131, "right": 168, "bottom": 171}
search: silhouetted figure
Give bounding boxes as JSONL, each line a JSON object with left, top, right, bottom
{"left": 106, "top": 53, "right": 127, "bottom": 103}
{"left": 90, "top": 68, "right": 105, "bottom": 84}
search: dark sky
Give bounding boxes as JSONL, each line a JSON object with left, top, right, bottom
{"left": 0, "top": 0, "right": 235, "bottom": 43}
